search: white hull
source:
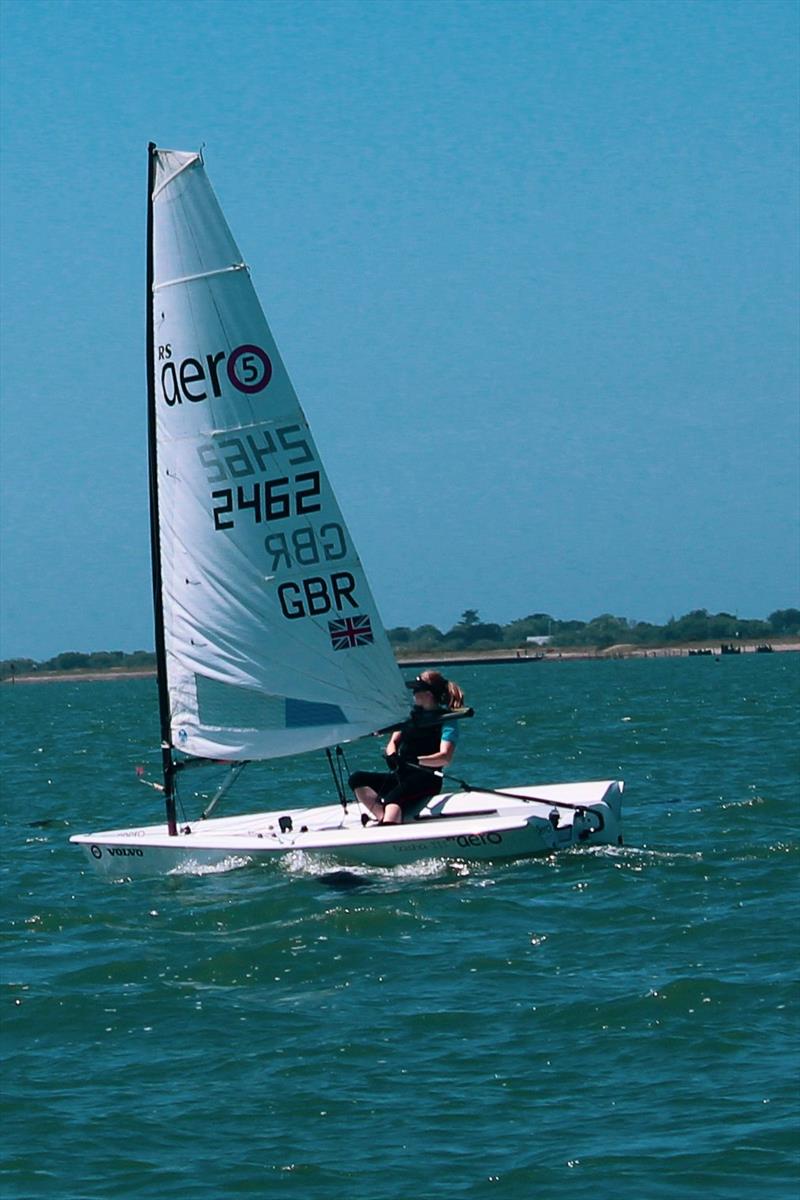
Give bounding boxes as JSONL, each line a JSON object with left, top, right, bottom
{"left": 70, "top": 780, "right": 623, "bottom": 879}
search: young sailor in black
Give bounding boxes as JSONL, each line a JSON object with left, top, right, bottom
{"left": 348, "top": 670, "right": 466, "bottom": 825}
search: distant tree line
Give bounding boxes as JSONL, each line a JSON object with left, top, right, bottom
{"left": 388, "top": 607, "right": 800, "bottom": 652}
{"left": 0, "top": 649, "right": 156, "bottom": 678}
{"left": 2, "top": 608, "right": 798, "bottom": 677}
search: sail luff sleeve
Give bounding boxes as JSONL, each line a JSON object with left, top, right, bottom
{"left": 147, "top": 143, "right": 178, "bottom": 833}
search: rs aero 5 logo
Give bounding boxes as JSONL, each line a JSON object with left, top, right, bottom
{"left": 158, "top": 343, "right": 272, "bottom": 406}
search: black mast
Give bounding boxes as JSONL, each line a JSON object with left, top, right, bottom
{"left": 146, "top": 142, "right": 178, "bottom": 836}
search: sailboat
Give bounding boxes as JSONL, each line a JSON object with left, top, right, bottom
{"left": 70, "top": 145, "right": 623, "bottom": 879}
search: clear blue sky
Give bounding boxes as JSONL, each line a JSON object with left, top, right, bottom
{"left": 1, "top": 0, "right": 798, "bottom": 660}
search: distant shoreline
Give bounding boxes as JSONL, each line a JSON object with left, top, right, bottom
{"left": 2, "top": 640, "right": 798, "bottom": 684}
{"left": 396, "top": 641, "right": 800, "bottom": 667}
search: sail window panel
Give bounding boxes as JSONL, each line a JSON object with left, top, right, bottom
{"left": 285, "top": 697, "right": 348, "bottom": 729}
{"left": 195, "top": 674, "right": 282, "bottom": 730}
{"left": 195, "top": 674, "right": 346, "bottom": 731}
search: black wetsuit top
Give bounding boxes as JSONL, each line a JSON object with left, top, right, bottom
{"left": 396, "top": 705, "right": 450, "bottom": 763}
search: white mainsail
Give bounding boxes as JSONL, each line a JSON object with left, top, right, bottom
{"left": 151, "top": 148, "right": 406, "bottom": 760}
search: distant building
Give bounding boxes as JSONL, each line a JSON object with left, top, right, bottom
{"left": 526, "top": 636, "right": 553, "bottom": 646}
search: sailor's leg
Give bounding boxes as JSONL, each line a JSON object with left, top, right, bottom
{"left": 353, "top": 786, "right": 384, "bottom": 821}
{"left": 348, "top": 770, "right": 394, "bottom": 821}
{"left": 381, "top": 771, "right": 442, "bottom": 826}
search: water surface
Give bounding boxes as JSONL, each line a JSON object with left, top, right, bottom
{"left": 2, "top": 655, "right": 798, "bottom": 1198}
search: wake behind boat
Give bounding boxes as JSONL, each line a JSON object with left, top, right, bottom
{"left": 70, "top": 145, "right": 623, "bottom": 879}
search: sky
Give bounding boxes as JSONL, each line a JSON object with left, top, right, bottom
{"left": 1, "top": 0, "right": 798, "bottom": 661}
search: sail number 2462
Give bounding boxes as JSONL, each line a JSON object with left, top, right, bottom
{"left": 193, "top": 422, "right": 361, "bottom": 623}
{"left": 211, "top": 474, "right": 320, "bottom": 531}
{"left": 194, "top": 425, "right": 321, "bottom": 532}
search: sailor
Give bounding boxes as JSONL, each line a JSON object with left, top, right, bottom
{"left": 349, "top": 670, "right": 466, "bottom": 825}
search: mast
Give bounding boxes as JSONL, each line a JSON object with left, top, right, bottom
{"left": 146, "top": 143, "right": 178, "bottom": 836}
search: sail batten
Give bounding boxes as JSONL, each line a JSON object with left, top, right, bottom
{"left": 149, "top": 146, "right": 407, "bottom": 762}
{"left": 154, "top": 263, "right": 247, "bottom": 292}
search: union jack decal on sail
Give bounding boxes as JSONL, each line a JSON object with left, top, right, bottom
{"left": 329, "top": 614, "right": 374, "bottom": 650}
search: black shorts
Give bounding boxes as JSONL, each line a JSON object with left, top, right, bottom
{"left": 348, "top": 768, "right": 442, "bottom": 817}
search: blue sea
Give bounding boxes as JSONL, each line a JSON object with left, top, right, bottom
{"left": 2, "top": 655, "right": 798, "bottom": 1199}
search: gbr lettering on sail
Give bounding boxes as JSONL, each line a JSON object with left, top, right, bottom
{"left": 158, "top": 341, "right": 362, "bottom": 623}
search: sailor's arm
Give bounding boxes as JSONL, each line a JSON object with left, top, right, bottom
{"left": 416, "top": 739, "right": 456, "bottom": 770}
{"left": 385, "top": 730, "right": 402, "bottom": 757}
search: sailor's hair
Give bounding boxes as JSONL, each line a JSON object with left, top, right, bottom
{"left": 416, "top": 670, "right": 465, "bottom": 711}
